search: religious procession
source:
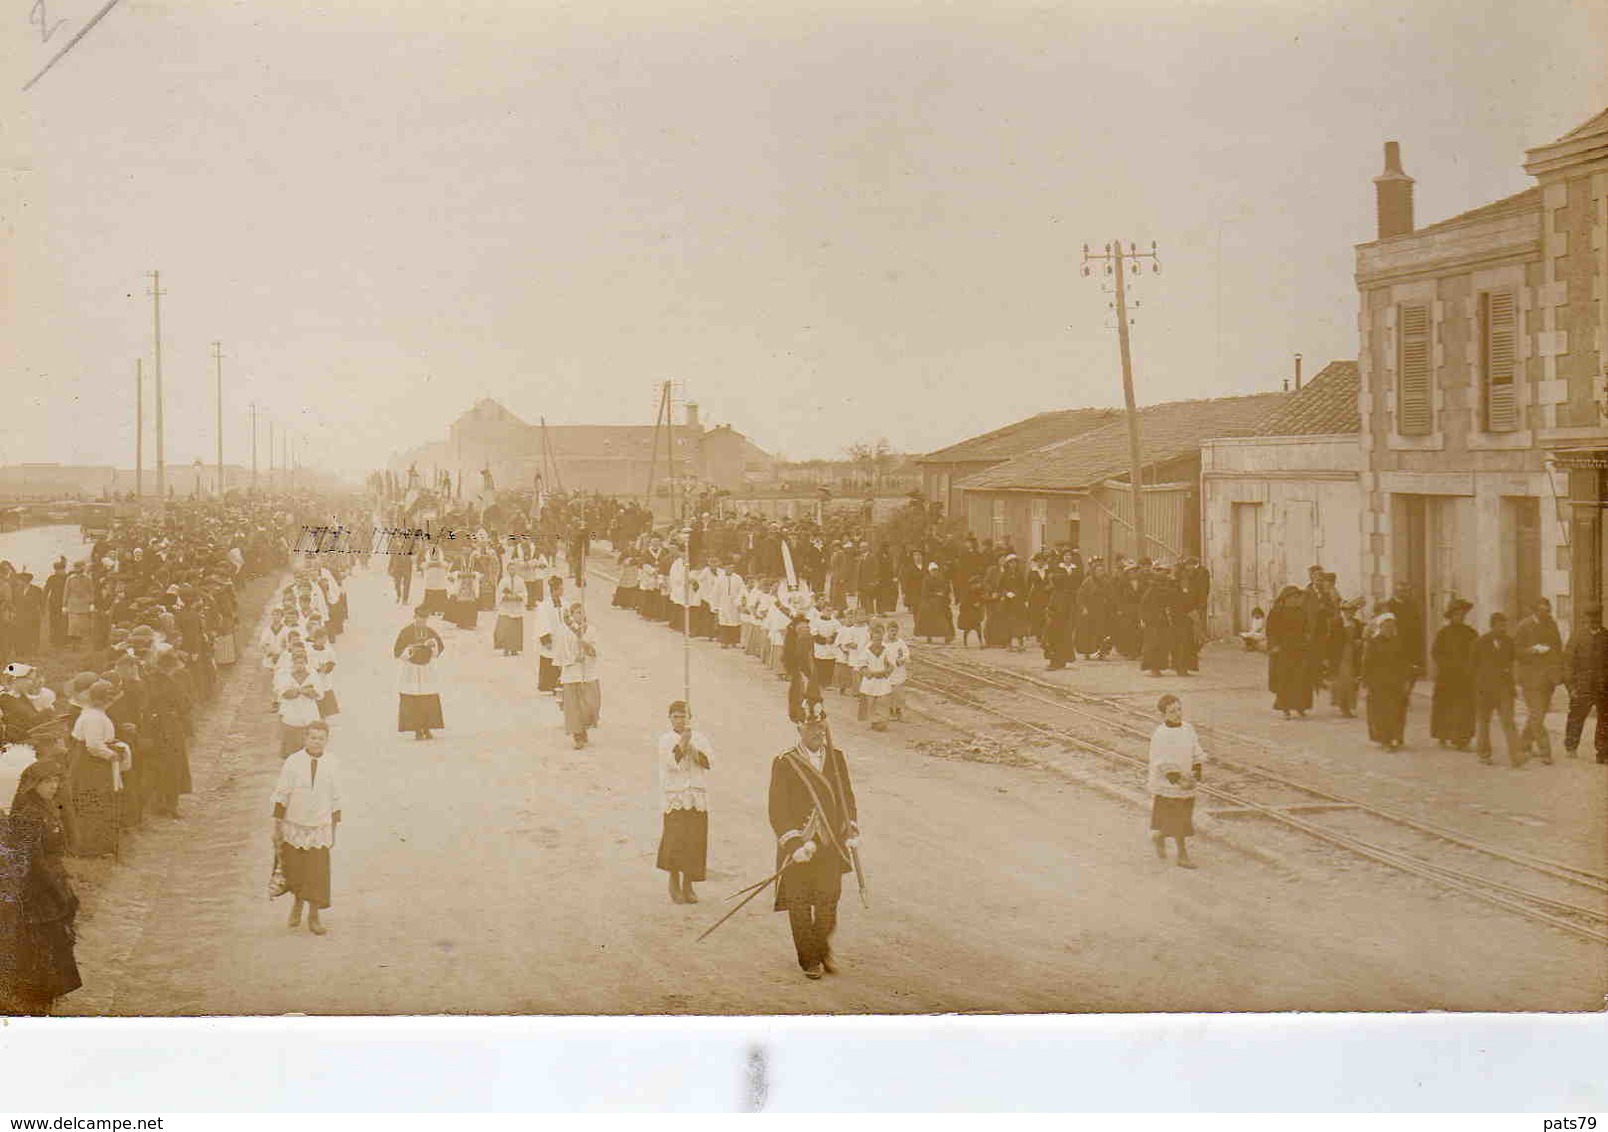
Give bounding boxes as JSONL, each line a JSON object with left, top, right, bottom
{"left": 0, "top": 453, "right": 1602, "bottom": 1016}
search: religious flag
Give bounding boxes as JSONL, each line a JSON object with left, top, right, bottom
{"left": 781, "top": 539, "right": 798, "bottom": 590}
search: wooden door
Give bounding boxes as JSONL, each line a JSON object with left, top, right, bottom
{"left": 1508, "top": 495, "right": 1542, "bottom": 618}
{"left": 1231, "top": 501, "right": 1263, "bottom": 633}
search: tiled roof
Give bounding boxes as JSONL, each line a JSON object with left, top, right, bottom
{"left": 1253, "top": 361, "right": 1360, "bottom": 436}
{"left": 1557, "top": 107, "right": 1608, "bottom": 143}
{"left": 1409, "top": 187, "right": 1541, "bottom": 240}
{"left": 960, "top": 392, "right": 1287, "bottom": 492}
{"left": 917, "top": 407, "right": 1121, "bottom": 465}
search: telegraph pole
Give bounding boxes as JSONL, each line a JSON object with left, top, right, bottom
{"left": 249, "top": 402, "right": 258, "bottom": 492}
{"left": 269, "top": 418, "right": 276, "bottom": 491}
{"left": 1083, "top": 240, "right": 1160, "bottom": 561}
{"left": 149, "top": 271, "right": 166, "bottom": 499}
{"left": 212, "top": 341, "right": 224, "bottom": 496}
{"left": 134, "top": 358, "right": 144, "bottom": 500}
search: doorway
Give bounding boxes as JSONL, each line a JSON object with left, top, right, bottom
{"left": 1230, "top": 501, "right": 1263, "bottom": 634}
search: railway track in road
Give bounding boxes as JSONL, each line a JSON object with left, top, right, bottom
{"left": 909, "top": 653, "right": 1608, "bottom": 948}
{"left": 581, "top": 555, "right": 1607, "bottom": 945}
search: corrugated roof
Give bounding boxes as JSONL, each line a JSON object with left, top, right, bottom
{"left": 960, "top": 392, "right": 1287, "bottom": 492}
{"left": 1253, "top": 361, "right": 1360, "bottom": 436}
{"left": 918, "top": 407, "right": 1121, "bottom": 465}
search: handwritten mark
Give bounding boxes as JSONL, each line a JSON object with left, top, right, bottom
{"left": 31, "top": 0, "right": 65, "bottom": 43}
{"left": 23, "top": 0, "right": 129, "bottom": 92}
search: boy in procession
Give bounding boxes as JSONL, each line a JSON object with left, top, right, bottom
{"left": 656, "top": 700, "right": 712, "bottom": 904}
{"left": 1147, "top": 693, "right": 1207, "bottom": 869}
{"left": 271, "top": 718, "right": 342, "bottom": 936}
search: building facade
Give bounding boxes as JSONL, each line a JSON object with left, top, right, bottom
{"left": 391, "top": 399, "right": 774, "bottom": 502}
{"left": 1200, "top": 361, "right": 1365, "bottom": 636}
{"left": 1524, "top": 111, "right": 1608, "bottom": 622}
{"left": 1356, "top": 115, "right": 1607, "bottom": 644}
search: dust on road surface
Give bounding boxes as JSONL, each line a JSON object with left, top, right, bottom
{"left": 62, "top": 563, "right": 1605, "bottom": 1015}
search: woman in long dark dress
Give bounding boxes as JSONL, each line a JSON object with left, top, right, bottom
{"left": 957, "top": 576, "right": 985, "bottom": 647}
{"left": 996, "top": 557, "right": 1030, "bottom": 651}
{"left": 981, "top": 561, "right": 1009, "bottom": 649}
{"left": 1364, "top": 614, "right": 1415, "bottom": 751}
{"left": 145, "top": 651, "right": 194, "bottom": 815}
{"left": 1111, "top": 568, "right": 1143, "bottom": 660}
{"left": 1043, "top": 570, "right": 1080, "bottom": 671}
{"left": 1074, "top": 562, "right": 1111, "bottom": 658}
{"left": 1266, "top": 585, "right": 1314, "bottom": 718}
{"left": 1168, "top": 577, "right": 1200, "bottom": 675}
{"left": 1429, "top": 599, "right": 1478, "bottom": 749}
{"left": 901, "top": 553, "right": 925, "bottom": 616}
{"left": 914, "top": 565, "right": 954, "bottom": 644}
{"left": 1139, "top": 573, "right": 1174, "bottom": 676}
{"left": 2, "top": 761, "right": 82, "bottom": 1015}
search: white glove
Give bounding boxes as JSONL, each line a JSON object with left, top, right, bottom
{"left": 845, "top": 837, "right": 860, "bottom": 851}
{"left": 791, "top": 841, "right": 817, "bottom": 864}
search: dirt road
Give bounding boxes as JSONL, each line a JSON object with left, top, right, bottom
{"left": 61, "top": 561, "right": 1604, "bottom": 1015}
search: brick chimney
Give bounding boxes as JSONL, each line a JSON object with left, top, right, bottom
{"left": 685, "top": 402, "right": 701, "bottom": 430}
{"left": 1373, "top": 141, "right": 1414, "bottom": 240}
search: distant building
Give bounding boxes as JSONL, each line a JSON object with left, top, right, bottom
{"left": 1201, "top": 361, "right": 1364, "bottom": 636}
{"left": 957, "top": 393, "right": 1287, "bottom": 560}
{"left": 390, "top": 399, "right": 775, "bottom": 503}
{"left": 1355, "top": 112, "right": 1607, "bottom": 642}
{"left": 722, "top": 454, "right": 921, "bottom": 522}
{"left": 916, "top": 409, "right": 1120, "bottom": 521}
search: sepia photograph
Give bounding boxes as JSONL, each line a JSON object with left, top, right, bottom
{"left": 3, "top": 0, "right": 1607, "bottom": 1090}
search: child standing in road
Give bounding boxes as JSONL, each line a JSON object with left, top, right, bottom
{"left": 885, "top": 620, "right": 910, "bottom": 721}
{"left": 656, "top": 700, "right": 712, "bottom": 904}
{"left": 1147, "top": 693, "right": 1206, "bottom": 869}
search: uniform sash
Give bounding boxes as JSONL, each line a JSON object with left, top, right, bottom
{"left": 781, "top": 746, "right": 849, "bottom": 863}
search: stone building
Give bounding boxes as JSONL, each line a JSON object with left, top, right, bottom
{"left": 1524, "top": 110, "right": 1608, "bottom": 622}
{"left": 1200, "top": 361, "right": 1364, "bottom": 636}
{"left": 1355, "top": 111, "right": 1607, "bottom": 647}
{"left": 391, "top": 399, "right": 774, "bottom": 502}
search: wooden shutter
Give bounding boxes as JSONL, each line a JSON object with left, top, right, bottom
{"left": 1397, "top": 304, "right": 1432, "bottom": 436}
{"left": 1482, "top": 291, "right": 1518, "bottom": 432}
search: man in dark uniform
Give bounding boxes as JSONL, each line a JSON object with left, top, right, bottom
{"left": 44, "top": 559, "right": 68, "bottom": 647}
{"left": 1563, "top": 603, "right": 1608, "bottom": 762}
{"left": 768, "top": 699, "right": 860, "bottom": 980}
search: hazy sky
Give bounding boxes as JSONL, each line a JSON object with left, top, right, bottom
{"left": 5, "top": 0, "right": 1606, "bottom": 478}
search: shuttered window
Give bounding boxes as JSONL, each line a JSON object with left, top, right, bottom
{"left": 1481, "top": 290, "right": 1518, "bottom": 432}
{"left": 1397, "top": 303, "right": 1432, "bottom": 436}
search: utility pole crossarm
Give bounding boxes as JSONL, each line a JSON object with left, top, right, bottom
{"left": 1081, "top": 240, "right": 1161, "bottom": 562}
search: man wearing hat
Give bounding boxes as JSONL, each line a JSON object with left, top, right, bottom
{"left": 1513, "top": 597, "right": 1564, "bottom": 765}
{"left": 43, "top": 559, "right": 67, "bottom": 648}
{"left": 11, "top": 571, "right": 43, "bottom": 657}
{"left": 1472, "top": 612, "right": 1523, "bottom": 767}
{"left": 768, "top": 697, "right": 861, "bottom": 980}
{"left": 1562, "top": 603, "right": 1608, "bottom": 763}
